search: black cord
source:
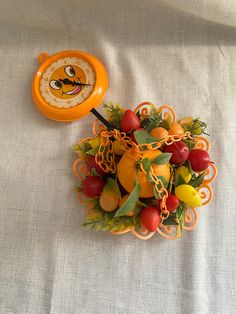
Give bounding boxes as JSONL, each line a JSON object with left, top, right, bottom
{"left": 90, "top": 108, "right": 114, "bottom": 131}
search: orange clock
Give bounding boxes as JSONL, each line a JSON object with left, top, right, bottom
{"left": 32, "top": 50, "right": 108, "bottom": 122}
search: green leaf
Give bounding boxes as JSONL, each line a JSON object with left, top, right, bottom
{"left": 158, "top": 115, "right": 172, "bottom": 130}
{"left": 136, "top": 200, "right": 148, "bottom": 207}
{"left": 83, "top": 214, "right": 140, "bottom": 232}
{"left": 91, "top": 168, "right": 99, "bottom": 176}
{"left": 103, "top": 102, "right": 124, "bottom": 128}
{"left": 168, "top": 166, "right": 175, "bottom": 192}
{"left": 191, "top": 119, "right": 208, "bottom": 136}
{"left": 176, "top": 202, "right": 185, "bottom": 236}
{"left": 72, "top": 145, "right": 79, "bottom": 152}
{"left": 174, "top": 174, "right": 186, "bottom": 187}
{"left": 184, "top": 140, "right": 196, "bottom": 151}
{"left": 189, "top": 172, "right": 205, "bottom": 188}
{"left": 83, "top": 219, "right": 104, "bottom": 227}
{"left": 115, "top": 182, "right": 141, "bottom": 217}
{"left": 78, "top": 142, "right": 92, "bottom": 152}
{"left": 152, "top": 153, "right": 172, "bottom": 165}
{"left": 184, "top": 160, "right": 194, "bottom": 175}
{"left": 141, "top": 108, "right": 163, "bottom": 131}
{"left": 86, "top": 147, "right": 99, "bottom": 156}
{"left": 153, "top": 176, "right": 168, "bottom": 199}
{"left": 141, "top": 158, "right": 152, "bottom": 181}
{"left": 157, "top": 176, "right": 168, "bottom": 189}
{"left": 134, "top": 130, "right": 158, "bottom": 144}
{"left": 162, "top": 214, "right": 177, "bottom": 226}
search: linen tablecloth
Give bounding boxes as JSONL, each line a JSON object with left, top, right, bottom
{"left": 0, "top": 1, "right": 235, "bottom": 313}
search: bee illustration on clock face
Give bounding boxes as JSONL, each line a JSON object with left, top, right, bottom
{"left": 40, "top": 57, "right": 96, "bottom": 109}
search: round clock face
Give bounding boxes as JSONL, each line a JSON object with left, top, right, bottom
{"left": 40, "top": 56, "right": 96, "bottom": 109}
{"left": 33, "top": 50, "right": 108, "bottom": 122}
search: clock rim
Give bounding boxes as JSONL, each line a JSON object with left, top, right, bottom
{"left": 32, "top": 50, "right": 108, "bottom": 122}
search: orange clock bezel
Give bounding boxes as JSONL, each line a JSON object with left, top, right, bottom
{"left": 32, "top": 50, "right": 108, "bottom": 122}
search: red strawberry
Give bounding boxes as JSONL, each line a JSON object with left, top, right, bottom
{"left": 140, "top": 207, "right": 160, "bottom": 232}
{"left": 120, "top": 110, "right": 141, "bottom": 133}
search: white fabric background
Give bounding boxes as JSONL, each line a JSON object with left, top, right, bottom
{"left": 0, "top": 1, "right": 236, "bottom": 313}
{"left": 161, "top": 0, "right": 236, "bottom": 27}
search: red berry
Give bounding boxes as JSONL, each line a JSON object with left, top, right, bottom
{"left": 140, "top": 207, "right": 160, "bottom": 232}
{"left": 86, "top": 155, "right": 106, "bottom": 176}
{"left": 158, "top": 194, "right": 179, "bottom": 212}
{"left": 188, "top": 149, "right": 210, "bottom": 172}
{"left": 120, "top": 110, "right": 141, "bottom": 133}
{"left": 166, "top": 194, "right": 179, "bottom": 212}
{"left": 164, "top": 141, "right": 189, "bottom": 164}
{"left": 82, "top": 176, "right": 106, "bottom": 198}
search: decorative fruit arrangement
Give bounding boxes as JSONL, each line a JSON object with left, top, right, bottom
{"left": 73, "top": 102, "right": 217, "bottom": 240}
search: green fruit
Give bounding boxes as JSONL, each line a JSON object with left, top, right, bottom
{"left": 99, "top": 178, "right": 121, "bottom": 212}
{"left": 175, "top": 184, "right": 202, "bottom": 207}
{"left": 103, "top": 178, "right": 121, "bottom": 199}
{"left": 175, "top": 166, "right": 191, "bottom": 183}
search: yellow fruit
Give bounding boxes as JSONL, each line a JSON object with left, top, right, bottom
{"left": 175, "top": 166, "right": 191, "bottom": 183}
{"left": 76, "top": 149, "right": 87, "bottom": 160}
{"left": 179, "top": 116, "right": 193, "bottom": 126}
{"left": 88, "top": 137, "right": 101, "bottom": 150}
{"left": 175, "top": 184, "right": 202, "bottom": 207}
{"left": 113, "top": 140, "right": 125, "bottom": 155}
{"left": 119, "top": 194, "right": 136, "bottom": 216}
{"left": 168, "top": 123, "right": 184, "bottom": 135}
{"left": 150, "top": 127, "right": 169, "bottom": 140}
{"left": 99, "top": 192, "right": 119, "bottom": 212}
{"left": 117, "top": 150, "right": 171, "bottom": 198}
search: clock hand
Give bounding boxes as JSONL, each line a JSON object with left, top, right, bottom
{"left": 59, "top": 78, "right": 91, "bottom": 86}
{"left": 75, "top": 82, "right": 91, "bottom": 86}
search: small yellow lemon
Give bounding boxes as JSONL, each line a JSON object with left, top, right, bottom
{"left": 175, "top": 184, "right": 202, "bottom": 207}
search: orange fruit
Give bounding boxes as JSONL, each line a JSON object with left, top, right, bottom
{"left": 117, "top": 150, "right": 170, "bottom": 198}
{"left": 150, "top": 127, "right": 169, "bottom": 140}
{"left": 168, "top": 123, "right": 184, "bottom": 135}
{"left": 179, "top": 116, "right": 193, "bottom": 126}
{"left": 99, "top": 192, "right": 119, "bottom": 212}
